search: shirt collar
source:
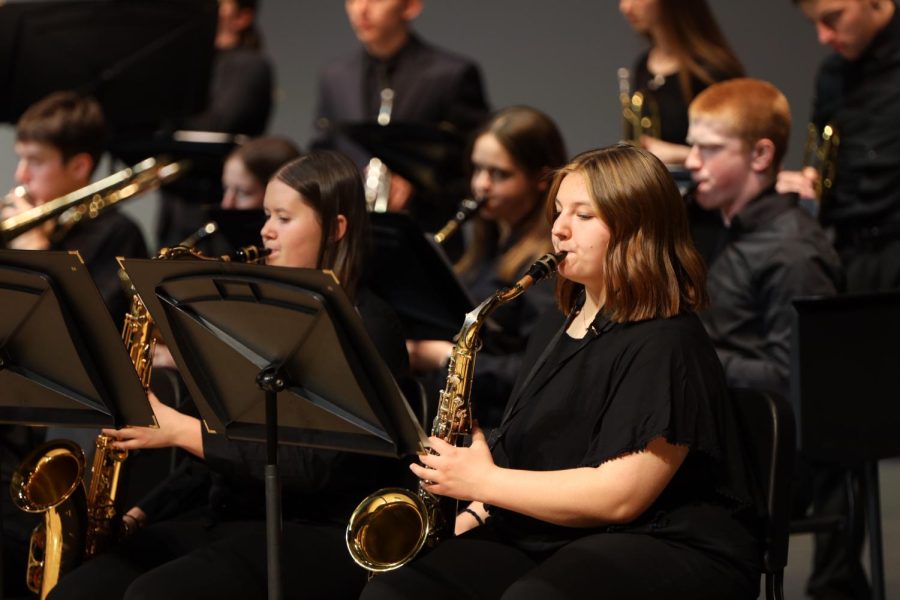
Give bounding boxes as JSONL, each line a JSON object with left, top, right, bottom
{"left": 730, "top": 187, "right": 797, "bottom": 234}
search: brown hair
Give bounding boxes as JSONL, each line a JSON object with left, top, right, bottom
{"left": 689, "top": 78, "right": 792, "bottom": 170}
{"left": 653, "top": 0, "right": 745, "bottom": 102}
{"left": 457, "top": 106, "right": 568, "bottom": 282}
{"left": 274, "top": 151, "right": 368, "bottom": 300}
{"left": 549, "top": 144, "right": 707, "bottom": 322}
{"left": 16, "top": 91, "right": 107, "bottom": 170}
{"left": 229, "top": 136, "right": 301, "bottom": 187}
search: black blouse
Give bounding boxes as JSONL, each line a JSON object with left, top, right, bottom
{"left": 486, "top": 305, "right": 758, "bottom": 569}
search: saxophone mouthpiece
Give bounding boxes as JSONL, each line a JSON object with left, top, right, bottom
{"left": 525, "top": 251, "right": 566, "bottom": 282}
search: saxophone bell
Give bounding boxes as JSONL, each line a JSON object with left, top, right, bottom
{"left": 346, "top": 251, "right": 564, "bottom": 573}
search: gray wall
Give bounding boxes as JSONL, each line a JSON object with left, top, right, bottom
{"left": 0, "top": 1, "right": 829, "bottom": 247}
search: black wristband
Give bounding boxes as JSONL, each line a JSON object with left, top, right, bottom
{"left": 463, "top": 507, "right": 485, "bottom": 526}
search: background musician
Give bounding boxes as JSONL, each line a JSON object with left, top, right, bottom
{"left": 777, "top": 0, "right": 900, "bottom": 294}
{"left": 407, "top": 106, "right": 566, "bottom": 427}
{"left": 156, "top": 0, "right": 275, "bottom": 248}
{"left": 686, "top": 77, "right": 866, "bottom": 600}
{"left": 618, "top": 0, "right": 744, "bottom": 166}
{"left": 47, "top": 151, "right": 411, "bottom": 600}
{"left": 363, "top": 145, "right": 760, "bottom": 600}
{"left": 2, "top": 91, "right": 148, "bottom": 321}
{"left": 311, "top": 0, "right": 489, "bottom": 232}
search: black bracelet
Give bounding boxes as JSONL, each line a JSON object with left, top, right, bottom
{"left": 462, "top": 507, "right": 485, "bottom": 526}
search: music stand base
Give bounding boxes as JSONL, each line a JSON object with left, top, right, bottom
{"left": 257, "top": 368, "right": 285, "bottom": 600}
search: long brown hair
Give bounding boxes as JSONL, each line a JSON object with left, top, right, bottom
{"left": 457, "top": 106, "right": 567, "bottom": 282}
{"left": 549, "top": 144, "right": 707, "bottom": 322}
{"left": 653, "top": 0, "right": 744, "bottom": 101}
{"left": 274, "top": 151, "right": 368, "bottom": 300}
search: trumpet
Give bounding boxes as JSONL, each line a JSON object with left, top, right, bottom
{"left": 1, "top": 157, "right": 188, "bottom": 246}
{"left": 618, "top": 67, "right": 661, "bottom": 144}
{"left": 433, "top": 196, "right": 487, "bottom": 245}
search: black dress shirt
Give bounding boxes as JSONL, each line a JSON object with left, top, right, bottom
{"left": 812, "top": 1, "right": 900, "bottom": 230}
{"left": 700, "top": 190, "right": 841, "bottom": 398}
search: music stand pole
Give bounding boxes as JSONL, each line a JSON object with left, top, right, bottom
{"left": 256, "top": 366, "right": 284, "bottom": 600}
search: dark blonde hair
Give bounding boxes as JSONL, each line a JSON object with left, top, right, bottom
{"left": 549, "top": 144, "right": 707, "bottom": 322}
{"left": 457, "top": 106, "right": 567, "bottom": 282}
{"left": 652, "top": 0, "right": 745, "bottom": 102}
{"left": 274, "top": 151, "right": 368, "bottom": 300}
{"left": 16, "top": 91, "right": 107, "bottom": 170}
{"left": 689, "top": 78, "right": 792, "bottom": 170}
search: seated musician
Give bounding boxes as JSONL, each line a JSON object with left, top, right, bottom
{"left": 363, "top": 144, "right": 761, "bottom": 600}
{"left": 1, "top": 90, "right": 148, "bottom": 321}
{"left": 685, "top": 78, "right": 865, "bottom": 600}
{"left": 47, "top": 151, "right": 411, "bottom": 600}
{"left": 406, "top": 106, "right": 566, "bottom": 427}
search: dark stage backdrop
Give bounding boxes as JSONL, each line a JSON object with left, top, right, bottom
{"left": 0, "top": 1, "right": 828, "bottom": 246}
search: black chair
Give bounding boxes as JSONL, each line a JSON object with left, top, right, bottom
{"left": 730, "top": 388, "right": 797, "bottom": 600}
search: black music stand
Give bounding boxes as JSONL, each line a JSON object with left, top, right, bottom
{"left": 338, "top": 121, "right": 466, "bottom": 195}
{"left": 791, "top": 291, "right": 900, "bottom": 600}
{"left": 0, "top": 0, "right": 217, "bottom": 134}
{"left": 121, "top": 257, "right": 428, "bottom": 600}
{"left": 0, "top": 249, "right": 155, "bottom": 600}
{"left": 0, "top": 249, "right": 154, "bottom": 428}
{"left": 367, "top": 212, "right": 475, "bottom": 341}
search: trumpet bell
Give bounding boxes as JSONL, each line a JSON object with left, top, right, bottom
{"left": 346, "top": 488, "right": 428, "bottom": 572}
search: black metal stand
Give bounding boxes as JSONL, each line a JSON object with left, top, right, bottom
{"left": 256, "top": 366, "right": 285, "bottom": 600}
{"left": 863, "top": 462, "right": 885, "bottom": 600}
{"left": 120, "top": 257, "right": 428, "bottom": 599}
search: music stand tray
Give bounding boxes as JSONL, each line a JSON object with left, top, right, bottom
{"left": 0, "top": 249, "right": 153, "bottom": 428}
{"left": 368, "top": 211, "right": 475, "bottom": 341}
{"left": 120, "top": 257, "right": 427, "bottom": 457}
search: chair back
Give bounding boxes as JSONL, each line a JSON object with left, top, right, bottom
{"left": 730, "top": 388, "right": 796, "bottom": 600}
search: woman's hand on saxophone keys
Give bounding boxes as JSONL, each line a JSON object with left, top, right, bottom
{"left": 103, "top": 392, "right": 205, "bottom": 458}
{"left": 411, "top": 425, "right": 496, "bottom": 502}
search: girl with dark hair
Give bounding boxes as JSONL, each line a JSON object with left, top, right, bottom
{"left": 48, "top": 151, "right": 409, "bottom": 600}
{"left": 220, "top": 136, "right": 300, "bottom": 210}
{"left": 407, "top": 106, "right": 568, "bottom": 426}
{"left": 363, "top": 144, "right": 760, "bottom": 600}
{"left": 619, "top": 0, "right": 744, "bottom": 164}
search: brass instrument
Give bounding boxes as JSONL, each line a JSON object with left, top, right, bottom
{"left": 618, "top": 67, "right": 661, "bottom": 144}
{"left": 10, "top": 287, "right": 155, "bottom": 599}
{"left": 433, "top": 196, "right": 487, "bottom": 245}
{"left": 10, "top": 243, "right": 268, "bottom": 598}
{"left": 346, "top": 251, "right": 566, "bottom": 573}
{"left": 803, "top": 122, "right": 840, "bottom": 201}
{"left": 1, "top": 156, "right": 188, "bottom": 245}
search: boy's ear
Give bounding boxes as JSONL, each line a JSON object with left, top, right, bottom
{"left": 65, "top": 152, "right": 94, "bottom": 183}
{"left": 750, "top": 138, "right": 776, "bottom": 173}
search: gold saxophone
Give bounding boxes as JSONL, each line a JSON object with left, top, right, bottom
{"left": 346, "top": 251, "right": 565, "bottom": 573}
{"left": 618, "top": 67, "right": 661, "bottom": 144}
{"left": 10, "top": 243, "right": 269, "bottom": 598}
{"left": 9, "top": 291, "right": 154, "bottom": 599}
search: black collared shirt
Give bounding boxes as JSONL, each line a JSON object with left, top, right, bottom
{"left": 701, "top": 190, "right": 841, "bottom": 398}
{"left": 813, "top": 1, "right": 900, "bottom": 228}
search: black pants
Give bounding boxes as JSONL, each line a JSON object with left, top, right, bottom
{"left": 46, "top": 516, "right": 366, "bottom": 600}
{"left": 361, "top": 524, "right": 758, "bottom": 600}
